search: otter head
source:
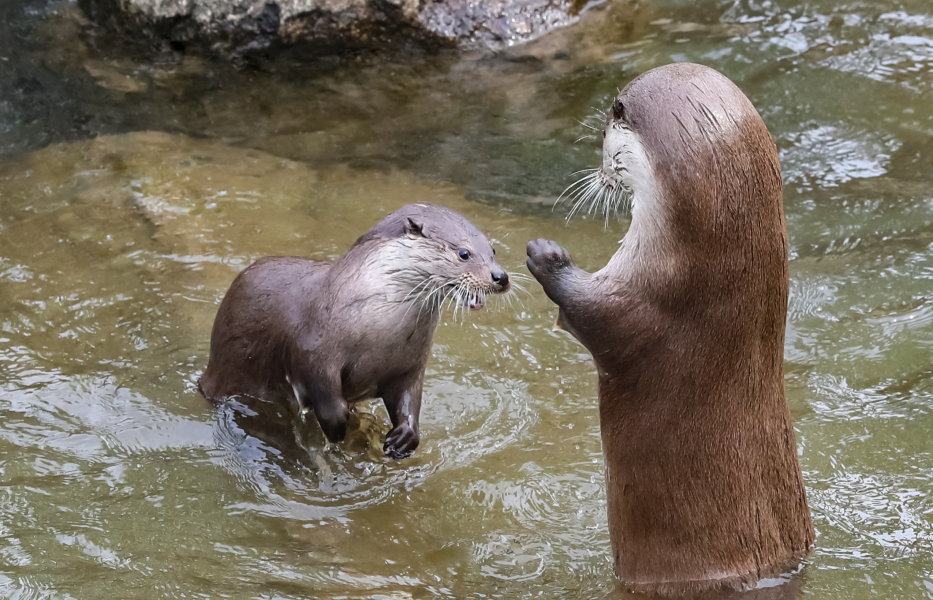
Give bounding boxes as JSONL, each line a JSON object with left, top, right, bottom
{"left": 357, "top": 203, "right": 510, "bottom": 312}
{"left": 570, "top": 63, "right": 785, "bottom": 284}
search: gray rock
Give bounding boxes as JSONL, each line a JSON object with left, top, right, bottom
{"left": 78, "top": 0, "right": 579, "bottom": 55}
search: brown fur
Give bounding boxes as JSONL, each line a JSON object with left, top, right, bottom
{"left": 527, "top": 63, "right": 814, "bottom": 594}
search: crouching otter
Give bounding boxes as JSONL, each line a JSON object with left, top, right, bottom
{"left": 200, "top": 203, "right": 510, "bottom": 459}
{"left": 527, "top": 63, "right": 814, "bottom": 594}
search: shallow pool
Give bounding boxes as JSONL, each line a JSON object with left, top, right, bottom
{"left": 1, "top": 0, "right": 933, "bottom": 598}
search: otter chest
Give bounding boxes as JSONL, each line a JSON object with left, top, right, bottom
{"left": 335, "top": 315, "right": 436, "bottom": 403}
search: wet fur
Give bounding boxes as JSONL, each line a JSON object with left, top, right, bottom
{"left": 528, "top": 63, "right": 814, "bottom": 594}
{"left": 200, "top": 203, "right": 508, "bottom": 459}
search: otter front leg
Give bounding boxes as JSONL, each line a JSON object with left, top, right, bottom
{"left": 301, "top": 380, "right": 349, "bottom": 444}
{"left": 526, "top": 238, "right": 593, "bottom": 306}
{"left": 381, "top": 373, "right": 423, "bottom": 460}
{"left": 527, "top": 238, "right": 599, "bottom": 344}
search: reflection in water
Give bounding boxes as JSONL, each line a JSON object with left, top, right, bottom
{"left": 2, "top": 0, "right": 933, "bottom": 598}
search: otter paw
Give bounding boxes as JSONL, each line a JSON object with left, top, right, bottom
{"left": 526, "top": 239, "right": 575, "bottom": 301}
{"left": 526, "top": 239, "right": 574, "bottom": 279}
{"left": 384, "top": 424, "right": 420, "bottom": 459}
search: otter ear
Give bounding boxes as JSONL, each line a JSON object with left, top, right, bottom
{"left": 612, "top": 98, "right": 626, "bottom": 121}
{"left": 405, "top": 217, "right": 426, "bottom": 238}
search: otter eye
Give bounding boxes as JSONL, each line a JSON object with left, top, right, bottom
{"left": 458, "top": 249, "right": 471, "bottom": 261}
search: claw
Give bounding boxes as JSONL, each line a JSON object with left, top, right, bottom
{"left": 383, "top": 425, "right": 419, "bottom": 459}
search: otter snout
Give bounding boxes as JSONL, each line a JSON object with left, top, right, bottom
{"left": 464, "top": 265, "right": 510, "bottom": 311}
{"left": 491, "top": 269, "right": 510, "bottom": 292}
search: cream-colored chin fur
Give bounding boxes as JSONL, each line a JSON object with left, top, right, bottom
{"left": 599, "top": 123, "right": 671, "bottom": 280}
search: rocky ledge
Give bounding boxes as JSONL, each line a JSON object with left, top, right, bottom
{"left": 78, "top": 0, "right": 581, "bottom": 56}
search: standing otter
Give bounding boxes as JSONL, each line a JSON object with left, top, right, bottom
{"left": 200, "top": 203, "right": 510, "bottom": 459}
{"left": 527, "top": 63, "right": 814, "bottom": 594}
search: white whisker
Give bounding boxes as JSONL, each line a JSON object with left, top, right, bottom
{"left": 567, "top": 176, "right": 603, "bottom": 220}
{"left": 555, "top": 171, "right": 599, "bottom": 210}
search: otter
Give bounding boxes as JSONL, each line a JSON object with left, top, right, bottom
{"left": 526, "top": 63, "right": 814, "bottom": 594}
{"left": 200, "top": 203, "right": 510, "bottom": 459}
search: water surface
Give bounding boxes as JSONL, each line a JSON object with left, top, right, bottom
{"left": 2, "top": 0, "right": 933, "bottom": 598}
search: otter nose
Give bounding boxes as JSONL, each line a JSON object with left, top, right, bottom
{"left": 491, "top": 270, "right": 509, "bottom": 289}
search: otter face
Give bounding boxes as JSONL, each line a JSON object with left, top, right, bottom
{"left": 561, "top": 98, "right": 661, "bottom": 228}
{"left": 371, "top": 203, "right": 510, "bottom": 314}
{"left": 418, "top": 222, "right": 510, "bottom": 312}
{"left": 598, "top": 99, "right": 661, "bottom": 225}
{"left": 445, "top": 241, "right": 510, "bottom": 311}
{"left": 601, "top": 99, "right": 673, "bottom": 269}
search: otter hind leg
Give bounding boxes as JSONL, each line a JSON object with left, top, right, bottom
{"left": 197, "top": 374, "right": 218, "bottom": 403}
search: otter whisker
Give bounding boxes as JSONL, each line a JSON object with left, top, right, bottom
{"left": 602, "top": 187, "right": 617, "bottom": 227}
{"left": 414, "top": 276, "right": 448, "bottom": 303}
{"left": 604, "top": 179, "right": 633, "bottom": 223}
{"left": 567, "top": 175, "right": 604, "bottom": 220}
{"left": 455, "top": 285, "right": 471, "bottom": 324}
{"left": 612, "top": 183, "right": 629, "bottom": 217}
{"left": 445, "top": 291, "right": 455, "bottom": 321}
{"left": 412, "top": 278, "right": 458, "bottom": 321}
{"left": 481, "top": 288, "right": 489, "bottom": 310}
{"left": 560, "top": 169, "right": 599, "bottom": 195}
{"left": 592, "top": 180, "right": 617, "bottom": 218}
{"left": 559, "top": 171, "right": 601, "bottom": 215}
{"left": 508, "top": 279, "right": 531, "bottom": 297}
{"left": 435, "top": 287, "right": 452, "bottom": 319}
{"left": 556, "top": 171, "right": 599, "bottom": 209}
{"left": 597, "top": 182, "right": 615, "bottom": 226}
{"left": 405, "top": 284, "right": 437, "bottom": 321}
{"left": 460, "top": 285, "right": 479, "bottom": 322}
{"left": 499, "top": 289, "right": 513, "bottom": 310}
{"left": 442, "top": 284, "right": 462, "bottom": 322}
{"left": 499, "top": 287, "right": 525, "bottom": 311}
{"left": 432, "top": 281, "right": 459, "bottom": 313}
{"left": 403, "top": 277, "right": 438, "bottom": 304}
{"left": 566, "top": 190, "right": 592, "bottom": 221}
{"left": 606, "top": 186, "right": 620, "bottom": 227}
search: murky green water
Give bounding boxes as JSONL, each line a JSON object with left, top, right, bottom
{"left": 2, "top": 0, "right": 933, "bottom": 598}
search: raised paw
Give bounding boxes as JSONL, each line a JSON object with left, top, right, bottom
{"left": 526, "top": 239, "right": 576, "bottom": 302}
{"left": 384, "top": 424, "right": 420, "bottom": 459}
{"left": 527, "top": 238, "right": 574, "bottom": 278}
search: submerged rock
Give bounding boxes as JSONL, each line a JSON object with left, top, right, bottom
{"left": 77, "top": 0, "right": 580, "bottom": 56}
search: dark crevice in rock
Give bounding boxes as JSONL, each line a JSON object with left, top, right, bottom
{"left": 76, "top": 0, "right": 580, "bottom": 58}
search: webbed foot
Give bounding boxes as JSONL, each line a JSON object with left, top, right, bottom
{"left": 384, "top": 424, "right": 420, "bottom": 459}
